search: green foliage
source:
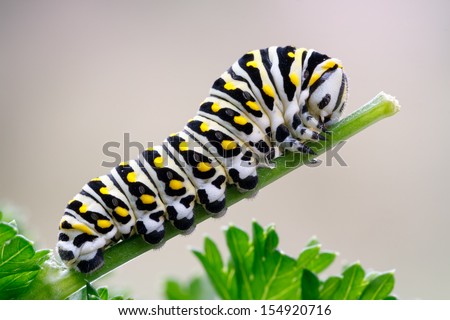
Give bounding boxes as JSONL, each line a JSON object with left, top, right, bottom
{"left": 182, "top": 222, "right": 396, "bottom": 300}
{"left": 165, "top": 276, "right": 216, "bottom": 300}
{"left": 0, "top": 211, "right": 50, "bottom": 299}
{"left": 72, "top": 282, "right": 131, "bottom": 300}
{"left": 360, "top": 272, "right": 396, "bottom": 300}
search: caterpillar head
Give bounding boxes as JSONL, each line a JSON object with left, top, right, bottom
{"left": 303, "top": 52, "right": 348, "bottom": 127}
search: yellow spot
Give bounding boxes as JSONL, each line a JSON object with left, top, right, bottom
{"left": 262, "top": 84, "right": 275, "bottom": 98}
{"left": 72, "top": 223, "right": 95, "bottom": 235}
{"left": 179, "top": 141, "right": 189, "bottom": 152}
{"left": 197, "top": 161, "right": 212, "bottom": 172}
{"left": 246, "top": 61, "right": 258, "bottom": 68}
{"left": 211, "top": 102, "right": 221, "bottom": 113}
{"left": 221, "top": 140, "right": 237, "bottom": 150}
{"left": 79, "top": 204, "right": 88, "bottom": 214}
{"left": 322, "top": 60, "right": 336, "bottom": 70}
{"left": 169, "top": 132, "right": 177, "bottom": 137}
{"left": 246, "top": 100, "right": 261, "bottom": 111}
{"left": 119, "top": 162, "right": 128, "bottom": 166}
{"left": 153, "top": 156, "right": 163, "bottom": 168}
{"left": 126, "top": 172, "right": 136, "bottom": 183}
{"left": 91, "top": 177, "right": 101, "bottom": 182}
{"left": 140, "top": 194, "right": 155, "bottom": 204}
{"left": 288, "top": 51, "right": 295, "bottom": 58}
{"left": 224, "top": 82, "right": 236, "bottom": 90}
{"left": 169, "top": 179, "right": 183, "bottom": 190}
{"left": 200, "top": 122, "right": 209, "bottom": 132}
{"left": 309, "top": 73, "right": 321, "bottom": 86}
{"left": 147, "top": 147, "right": 153, "bottom": 151}
{"left": 289, "top": 73, "right": 299, "bottom": 87}
{"left": 68, "top": 199, "right": 75, "bottom": 205}
{"left": 114, "top": 206, "right": 129, "bottom": 217}
{"left": 233, "top": 115, "right": 248, "bottom": 126}
{"left": 99, "top": 187, "right": 108, "bottom": 195}
{"left": 188, "top": 118, "right": 194, "bottom": 123}
{"left": 97, "top": 219, "right": 112, "bottom": 229}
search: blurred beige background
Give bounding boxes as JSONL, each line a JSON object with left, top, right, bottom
{"left": 1, "top": 0, "right": 449, "bottom": 299}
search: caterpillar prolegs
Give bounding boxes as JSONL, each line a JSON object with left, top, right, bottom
{"left": 57, "top": 46, "right": 348, "bottom": 273}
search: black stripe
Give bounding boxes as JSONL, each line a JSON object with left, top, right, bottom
{"left": 108, "top": 171, "right": 126, "bottom": 197}
{"left": 180, "top": 195, "right": 195, "bottom": 209}
{"left": 260, "top": 48, "right": 282, "bottom": 104}
{"left": 260, "top": 48, "right": 272, "bottom": 72}
{"left": 308, "top": 65, "right": 338, "bottom": 96}
{"left": 292, "top": 113, "right": 302, "bottom": 129}
{"left": 301, "top": 51, "right": 330, "bottom": 91}
{"left": 83, "top": 180, "right": 128, "bottom": 222}
{"left": 211, "top": 175, "right": 226, "bottom": 189}
{"left": 275, "top": 124, "right": 290, "bottom": 143}
{"left": 301, "top": 50, "right": 307, "bottom": 66}
{"left": 228, "top": 67, "right": 251, "bottom": 87}
{"left": 186, "top": 120, "right": 242, "bottom": 158}
{"left": 199, "top": 101, "right": 253, "bottom": 135}
{"left": 238, "top": 52, "right": 263, "bottom": 89}
{"left": 137, "top": 158, "right": 160, "bottom": 195}
{"left": 162, "top": 141, "right": 185, "bottom": 174}
{"left": 73, "top": 233, "right": 98, "bottom": 247}
{"left": 238, "top": 52, "right": 276, "bottom": 111}
{"left": 211, "top": 77, "right": 264, "bottom": 118}
{"left": 333, "top": 73, "right": 347, "bottom": 112}
{"left": 276, "top": 46, "right": 297, "bottom": 101}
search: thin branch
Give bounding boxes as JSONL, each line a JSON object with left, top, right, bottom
{"left": 21, "top": 92, "right": 400, "bottom": 299}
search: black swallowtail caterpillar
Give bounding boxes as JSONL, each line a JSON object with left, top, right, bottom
{"left": 57, "top": 46, "right": 348, "bottom": 273}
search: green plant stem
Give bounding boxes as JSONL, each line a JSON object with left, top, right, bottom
{"left": 21, "top": 92, "right": 400, "bottom": 300}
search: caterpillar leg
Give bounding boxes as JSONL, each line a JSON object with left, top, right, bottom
{"left": 295, "top": 124, "right": 326, "bottom": 141}
{"left": 76, "top": 249, "right": 104, "bottom": 274}
{"left": 299, "top": 101, "right": 327, "bottom": 132}
{"left": 224, "top": 149, "right": 259, "bottom": 193}
{"left": 274, "top": 123, "right": 316, "bottom": 155}
{"left": 281, "top": 105, "right": 325, "bottom": 143}
{"left": 136, "top": 212, "right": 165, "bottom": 244}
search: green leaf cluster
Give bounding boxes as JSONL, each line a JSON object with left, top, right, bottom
{"left": 165, "top": 276, "right": 216, "bottom": 300}
{"left": 167, "top": 222, "right": 395, "bottom": 300}
{"left": 72, "top": 282, "right": 131, "bottom": 300}
{"left": 0, "top": 211, "right": 50, "bottom": 299}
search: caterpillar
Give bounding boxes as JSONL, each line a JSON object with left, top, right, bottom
{"left": 57, "top": 46, "right": 348, "bottom": 273}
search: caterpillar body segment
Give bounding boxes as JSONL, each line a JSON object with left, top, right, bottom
{"left": 57, "top": 46, "right": 348, "bottom": 273}
{"left": 165, "top": 131, "right": 228, "bottom": 215}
